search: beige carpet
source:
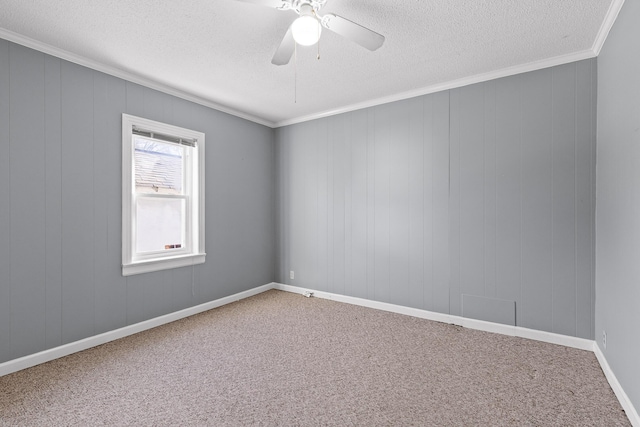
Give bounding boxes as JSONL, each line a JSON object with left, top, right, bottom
{"left": 0, "top": 290, "right": 630, "bottom": 426}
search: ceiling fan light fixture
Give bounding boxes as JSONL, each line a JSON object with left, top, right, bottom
{"left": 291, "top": 13, "right": 321, "bottom": 46}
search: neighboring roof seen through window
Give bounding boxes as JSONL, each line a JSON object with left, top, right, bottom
{"left": 134, "top": 137, "right": 183, "bottom": 195}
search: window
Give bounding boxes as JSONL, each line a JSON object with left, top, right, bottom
{"left": 122, "top": 114, "right": 205, "bottom": 276}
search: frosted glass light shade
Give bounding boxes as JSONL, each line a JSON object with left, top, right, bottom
{"left": 291, "top": 15, "right": 321, "bottom": 46}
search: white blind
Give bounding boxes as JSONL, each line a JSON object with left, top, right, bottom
{"left": 132, "top": 125, "right": 197, "bottom": 147}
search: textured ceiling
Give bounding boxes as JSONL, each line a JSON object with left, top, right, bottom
{"left": 0, "top": 0, "right": 620, "bottom": 127}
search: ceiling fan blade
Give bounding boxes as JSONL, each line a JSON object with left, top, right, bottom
{"left": 321, "top": 14, "right": 385, "bottom": 51}
{"left": 271, "top": 26, "right": 295, "bottom": 65}
{"left": 234, "top": 0, "right": 289, "bottom": 9}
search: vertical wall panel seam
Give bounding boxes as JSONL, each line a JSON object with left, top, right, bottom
{"left": 551, "top": 70, "right": 556, "bottom": 333}
{"left": 329, "top": 119, "right": 333, "bottom": 292}
{"left": 124, "top": 83, "right": 129, "bottom": 326}
{"left": 7, "top": 44, "right": 12, "bottom": 357}
{"left": 593, "top": 59, "right": 596, "bottom": 339}
{"left": 458, "top": 92, "right": 461, "bottom": 314}
{"left": 58, "top": 57, "right": 63, "bottom": 339}
{"left": 43, "top": 52, "right": 48, "bottom": 347}
{"left": 431, "top": 96, "right": 435, "bottom": 309}
{"left": 448, "top": 91, "right": 452, "bottom": 314}
{"left": 326, "top": 117, "right": 330, "bottom": 293}
{"left": 364, "top": 112, "right": 368, "bottom": 298}
{"left": 366, "top": 109, "right": 369, "bottom": 299}
{"left": 407, "top": 107, "right": 411, "bottom": 305}
{"left": 329, "top": 121, "right": 333, "bottom": 289}
{"left": 407, "top": 106, "right": 411, "bottom": 305}
{"left": 447, "top": 90, "right": 451, "bottom": 313}
{"left": 93, "top": 70, "right": 97, "bottom": 336}
{"left": 335, "top": 119, "right": 338, "bottom": 293}
{"left": 426, "top": 97, "right": 429, "bottom": 309}
{"left": 349, "top": 114, "right": 352, "bottom": 296}
{"left": 344, "top": 116, "right": 347, "bottom": 296}
{"left": 273, "top": 128, "right": 278, "bottom": 285}
{"left": 574, "top": 62, "right": 579, "bottom": 337}
{"left": 370, "top": 108, "right": 374, "bottom": 300}
{"left": 427, "top": 96, "right": 432, "bottom": 310}
{"left": 291, "top": 127, "right": 294, "bottom": 288}
{"left": 592, "top": 59, "right": 595, "bottom": 339}
{"left": 373, "top": 108, "right": 376, "bottom": 301}
{"left": 519, "top": 75, "right": 523, "bottom": 327}
{"left": 303, "top": 122, "right": 308, "bottom": 289}
{"left": 314, "top": 119, "right": 318, "bottom": 286}
{"left": 342, "top": 117, "right": 345, "bottom": 294}
{"left": 494, "top": 83, "right": 497, "bottom": 301}
{"left": 421, "top": 98, "right": 430, "bottom": 306}
{"left": 551, "top": 70, "right": 555, "bottom": 333}
{"left": 388, "top": 109, "right": 391, "bottom": 302}
{"left": 589, "top": 59, "right": 598, "bottom": 338}
{"left": 483, "top": 83, "right": 487, "bottom": 297}
{"left": 419, "top": 96, "right": 424, "bottom": 309}
{"left": 346, "top": 116, "right": 349, "bottom": 295}
{"left": 316, "top": 122, "right": 320, "bottom": 291}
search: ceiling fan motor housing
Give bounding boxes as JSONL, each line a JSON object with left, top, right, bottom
{"left": 298, "top": 3, "right": 314, "bottom": 17}
{"left": 290, "top": 0, "right": 327, "bottom": 14}
{"left": 236, "top": 0, "right": 385, "bottom": 65}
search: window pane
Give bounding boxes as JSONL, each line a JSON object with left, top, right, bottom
{"left": 136, "top": 197, "right": 185, "bottom": 253}
{"left": 134, "top": 137, "right": 183, "bottom": 195}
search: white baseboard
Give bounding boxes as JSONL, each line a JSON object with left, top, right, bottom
{"left": 0, "top": 282, "right": 277, "bottom": 377}
{"left": 2, "top": 280, "right": 636, "bottom": 426}
{"left": 273, "top": 283, "right": 593, "bottom": 351}
{"left": 594, "top": 343, "right": 640, "bottom": 427}
{"left": 273, "top": 282, "right": 636, "bottom": 425}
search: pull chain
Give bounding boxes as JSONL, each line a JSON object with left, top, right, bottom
{"left": 294, "top": 20, "right": 321, "bottom": 103}
{"left": 317, "top": 21, "right": 321, "bottom": 60}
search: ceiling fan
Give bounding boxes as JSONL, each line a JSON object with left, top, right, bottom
{"left": 234, "top": 0, "right": 385, "bottom": 65}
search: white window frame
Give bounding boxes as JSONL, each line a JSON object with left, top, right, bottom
{"left": 122, "top": 114, "right": 205, "bottom": 276}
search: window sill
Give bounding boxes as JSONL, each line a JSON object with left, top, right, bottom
{"left": 122, "top": 253, "right": 206, "bottom": 276}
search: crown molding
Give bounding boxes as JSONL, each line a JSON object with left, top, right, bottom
{"left": 592, "top": 0, "right": 626, "bottom": 56}
{"left": 275, "top": 49, "right": 596, "bottom": 127}
{"left": 277, "top": 0, "right": 625, "bottom": 129}
{"left": 2, "top": 2, "right": 622, "bottom": 131}
{"left": 0, "top": 28, "right": 276, "bottom": 128}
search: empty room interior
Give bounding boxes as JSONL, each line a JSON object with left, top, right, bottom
{"left": 1, "top": 0, "right": 639, "bottom": 425}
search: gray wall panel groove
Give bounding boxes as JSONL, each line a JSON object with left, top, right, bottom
{"left": 44, "top": 54, "right": 63, "bottom": 350}
{"left": 407, "top": 97, "right": 424, "bottom": 310}
{"left": 93, "top": 74, "right": 127, "bottom": 335}
{"left": 520, "top": 68, "right": 553, "bottom": 334}
{"left": 10, "top": 44, "right": 47, "bottom": 359}
{"left": 431, "top": 91, "right": 450, "bottom": 315}
{"left": 0, "top": 39, "right": 10, "bottom": 363}
{"left": 494, "top": 75, "right": 521, "bottom": 323}
{"left": 61, "top": 61, "right": 96, "bottom": 344}
{"left": 483, "top": 81, "right": 497, "bottom": 300}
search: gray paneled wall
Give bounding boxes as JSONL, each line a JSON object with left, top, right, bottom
{"left": 277, "top": 59, "right": 596, "bottom": 339}
{"left": 596, "top": 0, "right": 640, "bottom": 413}
{"left": 0, "top": 40, "right": 276, "bottom": 363}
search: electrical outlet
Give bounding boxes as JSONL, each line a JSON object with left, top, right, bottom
{"left": 602, "top": 330, "right": 607, "bottom": 349}
{"left": 290, "top": 270, "right": 295, "bottom": 280}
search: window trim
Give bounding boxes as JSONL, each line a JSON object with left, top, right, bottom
{"left": 122, "top": 114, "right": 205, "bottom": 276}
